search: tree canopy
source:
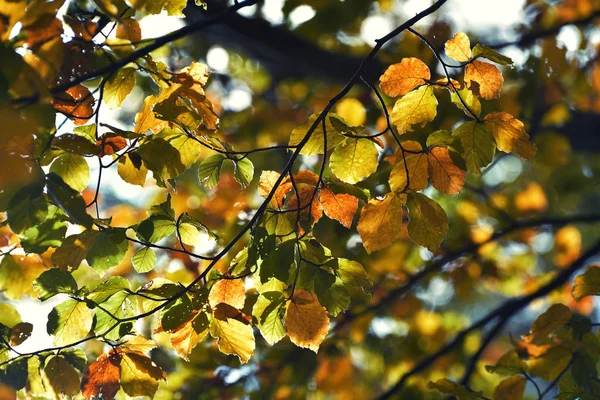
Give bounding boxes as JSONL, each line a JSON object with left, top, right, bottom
{"left": 1, "top": 0, "right": 600, "bottom": 399}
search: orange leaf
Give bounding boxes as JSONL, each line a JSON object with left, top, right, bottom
{"left": 208, "top": 278, "right": 246, "bottom": 309}
{"left": 319, "top": 187, "right": 358, "bottom": 228}
{"left": 97, "top": 134, "right": 127, "bottom": 156}
{"left": 287, "top": 185, "right": 324, "bottom": 227}
{"left": 483, "top": 112, "right": 536, "bottom": 161}
{"left": 445, "top": 32, "right": 471, "bottom": 62}
{"left": 81, "top": 351, "right": 122, "bottom": 400}
{"left": 170, "top": 312, "right": 209, "bottom": 360}
{"left": 427, "top": 147, "right": 466, "bottom": 194}
{"left": 389, "top": 142, "right": 428, "bottom": 192}
{"left": 285, "top": 290, "right": 329, "bottom": 352}
{"left": 52, "top": 85, "right": 95, "bottom": 126}
{"left": 465, "top": 60, "right": 503, "bottom": 100}
{"left": 116, "top": 18, "right": 141, "bottom": 42}
{"left": 379, "top": 57, "right": 431, "bottom": 97}
{"left": 357, "top": 191, "right": 406, "bottom": 254}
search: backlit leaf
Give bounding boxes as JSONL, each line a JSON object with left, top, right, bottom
{"left": 483, "top": 112, "right": 536, "bottom": 161}
{"left": 319, "top": 186, "right": 358, "bottom": 228}
{"left": 117, "top": 152, "right": 148, "bottom": 186}
{"left": 452, "top": 121, "right": 496, "bottom": 173}
{"left": 529, "top": 346, "right": 572, "bottom": 381}
{"left": 523, "top": 303, "right": 571, "bottom": 344}
{"left": 170, "top": 311, "right": 209, "bottom": 360}
{"left": 233, "top": 157, "right": 254, "bottom": 189}
{"left": 389, "top": 144, "right": 428, "bottom": 192}
{"left": 450, "top": 88, "right": 481, "bottom": 118}
{"left": 573, "top": 266, "right": 600, "bottom": 301}
{"left": 50, "top": 153, "right": 90, "bottom": 192}
{"left": 104, "top": 67, "right": 136, "bottom": 109}
{"left": 33, "top": 268, "right": 78, "bottom": 301}
{"left": 427, "top": 147, "right": 466, "bottom": 194}
{"left": 357, "top": 191, "right": 406, "bottom": 254}
{"left": 465, "top": 60, "right": 503, "bottom": 100}
{"left": 428, "top": 379, "right": 482, "bottom": 399}
{"left": 253, "top": 291, "right": 286, "bottom": 346}
{"left": 391, "top": 85, "right": 438, "bottom": 134}
{"left": 407, "top": 193, "right": 448, "bottom": 251}
{"left": 209, "top": 278, "right": 246, "bottom": 309}
{"left": 86, "top": 228, "right": 129, "bottom": 276}
{"left": 330, "top": 138, "right": 378, "bottom": 184}
{"left": 198, "top": 154, "right": 226, "bottom": 189}
{"left": 209, "top": 313, "right": 255, "bottom": 363}
{"left": 119, "top": 350, "right": 166, "bottom": 398}
{"left": 42, "top": 355, "right": 81, "bottom": 398}
{"left": 445, "top": 32, "right": 471, "bottom": 62}
{"left": 472, "top": 44, "right": 513, "bottom": 65}
{"left": 379, "top": 57, "right": 431, "bottom": 97}
{"left": 47, "top": 299, "right": 93, "bottom": 346}
{"left": 493, "top": 375, "right": 526, "bottom": 400}
{"left": 131, "top": 246, "right": 156, "bottom": 273}
{"left": 81, "top": 352, "right": 121, "bottom": 400}
{"left": 285, "top": 289, "right": 329, "bottom": 353}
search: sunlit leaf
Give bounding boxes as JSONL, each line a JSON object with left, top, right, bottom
{"left": 285, "top": 290, "right": 329, "bottom": 353}
{"left": 47, "top": 299, "right": 93, "bottom": 346}
{"left": 379, "top": 57, "right": 431, "bottom": 97}
{"left": 407, "top": 192, "right": 448, "bottom": 251}
{"left": 465, "top": 60, "right": 503, "bottom": 100}
{"left": 391, "top": 85, "right": 438, "bottom": 134}
{"left": 357, "top": 191, "right": 406, "bottom": 254}
{"left": 445, "top": 32, "right": 471, "bottom": 62}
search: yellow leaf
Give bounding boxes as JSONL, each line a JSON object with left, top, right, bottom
{"left": 493, "top": 375, "right": 526, "bottom": 400}
{"left": 524, "top": 304, "right": 571, "bottom": 344}
{"left": 0, "top": 254, "right": 47, "bottom": 300}
{"left": 465, "top": 60, "right": 503, "bottom": 100}
{"left": 357, "top": 191, "right": 406, "bottom": 254}
{"left": 47, "top": 299, "right": 93, "bottom": 347}
{"left": 289, "top": 114, "right": 346, "bottom": 156}
{"left": 572, "top": 265, "right": 600, "bottom": 301}
{"left": 208, "top": 278, "right": 246, "bottom": 309}
{"left": 528, "top": 346, "right": 572, "bottom": 381}
{"left": 450, "top": 88, "right": 481, "bottom": 118}
{"left": 42, "top": 355, "right": 81, "bottom": 397}
{"left": 427, "top": 147, "right": 466, "bottom": 194}
{"left": 209, "top": 314, "right": 255, "bottom": 363}
{"left": 445, "top": 32, "right": 472, "bottom": 62}
{"left": 389, "top": 143, "right": 428, "bottom": 192}
{"left": 329, "top": 138, "right": 378, "bottom": 184}
{"left": 170, "top": 312, "right": 209, "bottom": 360}
{"left": 319, "top": 186, "right": 358, "bottom": 228}
{"left": 285, "top": 290, "right": 329, "bottom": 353}
{"left": 335, "top": 98, "right": 366, "bottom": 126}
{"left": 452, "top": 121, "right": 495, "bottom": 173}
{"left": 124, "top": 335, "right": 157, "bottom": 353}
{"left": 144, "top": 0, "right": 187, "bottom": 16}
{"left": 120, "top": 350, "right": 166, "bottom": 398}
{"left": 104, "top": 67, "right": 136, "bottom": 109}
{"left": 391, "top": 85, "right": 438, "bottom": 134}
{"left": 428, "top": 379, "right": 482, "bottom": 399}
{"left": 407, "top": 193, "right": 448, "bottom": 251}
{"left": 379, "top": 57, "right": 431, "bottom": 97}
{"left": 117, "top": 153, "right": 148, "bottom": 186}
{"left": 49, "top": 153, "right": 90, "bottom": 192}
{"left": 483, "top": 112, "right": 536, "bottom": 161}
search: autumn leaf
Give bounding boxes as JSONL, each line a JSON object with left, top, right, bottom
{"left": 388, "top": 143, "right": 429, "bottom": 192}
{"left": 104, "top": 67, "right": 136, "bottom": 109}
{"left": 391, "top": 85, "right": 438, "bottom": 134}
{"left": 523, "top": 303, "right": 571, "bottom": 344}
{"left": 445, "top": 32, "right": 471, "bottom": 62}
{"left": 572, "top": 265, "right": 600, "bottom": 301}
{"left": 493, "top": 375, "right": 526, "bottom": 400}
{"left": 47, "top": 299, "right": 93, "bottom": 346}
{"left": 81, "top": 352, "right": 122, "bottom": 400}
{"left": 472, "top": 44, "right": 513, "bottom": 65}
{"left": 96, "top": 134, "right": 128, "bottom": 156}
{"left": 288, "top": 114, "right": 345, "bottom": 156}
{"left": 51, "top": 85, "right": 95, "bottom": 126}
{"left": 170, "top": 311, "right": 209, "bottom": 360}
{"left": 428, "top": 379, "right": 483, "bottom": 399}
{"left": 285, "top": 290, "right": 329, "bottom": 353}
{"left": 379, "top": 57, "right": 431, "bottom": 97}
{"left": 357, "top": 191, "right": 406, "bottom": 254}
{"left": 253, "top": 291, "right": 286, "bottom": 346}
{"left": 209, "top": 278, "right": 246, "bottom": 309}
{"left": 119, "top": 350, "right": 166, "bottom": 398}
{"left": 450, "top": 88, "right": 481, "bottom": 118}
{"left": 452, "top": 121, "right": 496, "bottom": 173}
{"left": 209, "top": 312, "right": 256, "bottom": 363}
{"left": 427, "top": 147, "right": 466, "bottom": 194}
{"left": 42, "top": 355, "right": 81, "bottom": 397}
{"left": 483, "top": 112, "right": 536, "bottom": 161}
{"left": 329, "top": 138, "right": 378, "bottom": 184}
{"left": 465, "top": 60, "right": 503, "bottom": 100}
{"left": 116, "top": 18, "right": 142, "bottom": 42}
{"left": 319, "top": 186, "right": 358, "bottom": 228}
{"left": 407, "top": 193, "right": 448, "bottom": 251}
{"left": 528, "top": 346, "right": 573, "bottom": 381}
{"left": 287, "top": 185, "right": 324, "bottom": 227}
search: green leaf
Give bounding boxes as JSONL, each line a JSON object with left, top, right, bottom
{"left": 6, "top": 193, "right": 48, "bottom": 233}
{"left": 233, "top": 157, "right": 254, "bottom": 189}
{"left": 314, "top": 270, "right": 350, "bottom": 316}
{"left": 132, "top": 247, "right": 156, "bottom": 273}
{"left": 259, "top": 239, "right": 295, "bottom": 285}
{"left": 407, "top": 193, "right": 448, "bottom": 251}
{"left": 87, "top": 276, "right": 131, "bottom": 303}
{"left": 51, "top": 230, "right": 99, "bottom": 271}
{"left": 47, "top": 299, "right": 93, "bottom": 346}
{"left": 33, "top": 269, "right": 78, "bottom": 301}
{"left": 104, "top": 67, "right": 136, "bottom": 109}
{"left": 86, "top": 228, "right": 129, "bottom": 275}
{"left": 20, "top": 205, "right": 68, "bottom": 253}
{"left": 453, "top": 121, "right": 496, "bottom": 173}
{"left": 198, "top": 154, "right": 226, "bottom": 189}
{"left": 72, "top": 124, "right": 97, "bottom": 143}
{"left": 485, "top": 350, "right": 528, "bottom": 376}
{"left": 161, "top": 294, "right": 193, "bottom": 332}
{"left": 0, "top": 357, "right": 28, "bottom": 390}
{"left": 46, "top": 173, "right": 93, "bottom": 229}
{"left": 288, "top": 113, "right": 346, "bottom": 156}
{"left": 148, "top": 194, "right": 175, "bottom": 218}
{"left": 330, "top": 138, "right": 378, "bottom": 184}
{"left": 50, "top": 153, "right": 91, "bottom": 192}
{"left": 428, "top": 379, "right": 483, "bottom": 400}
{"left": 529, "top": 346, "right": 573, "bottom": 381}
{"left": 335, "top": 258, "right": 372, "bottom": 295}
{"left": 94, "top": 290, "right": 135, "bottom": 340}
{"left": 252, "top": 291, "right": 286, "bottom": 346}
{"left": 119, "top": 351, "right": 166, "bottom": 398}
{"left": 137, "top": 216, "right": 176, "bottom": 243}
{"left": 52, "top": 133, "right": 99, "bottom": 156}
{"left": 138, "top": 128, "right": 201, "bottom": 182}
{"left": 450, "top": 88, "right": 481, "bottom": 118}
{"left": 472, "top": 44, "right": 513, "bottom": 65}
{"left": 524, "top": 303, "right": 571, "bottom": 344}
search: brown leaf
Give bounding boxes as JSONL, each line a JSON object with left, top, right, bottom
{"left": 287, "top": 185, "right": 324, "bottom": 227}
{"left": 64, "top": 15, "right": 98, "bottom": 41}
{"left": 285, "top": 290, "right": 329, "bottom": 353}
{"left": 379, "top": 57, "right": 431, "bottom": 97}
{"left": 427, "top": 147, "right": 466, "bottom": 194}
{"left": 116, "top": 18, "right": 141, "bottom": 42}
{"left": 319, "top": 186, "right": 358, "bottom": 228}
{"left": 357, "top": 192, "right": 406, "bottom": 254}
{"left": 96, "top": 134, "right": 127, "bottom": 156}
{"left": 52, "top": 85, "right": 95, "bottom": 126}
{"left": 81, "top": 351, "right": 122, "bottom": 400}
{"left": 465, "top": 60, "right": 503, "bottom": 100}
{"left": 208, "top": 278, "right": 246, "bottom": 309}
{"left": 24, "top": 15, "right": 63, "bottom": 48}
